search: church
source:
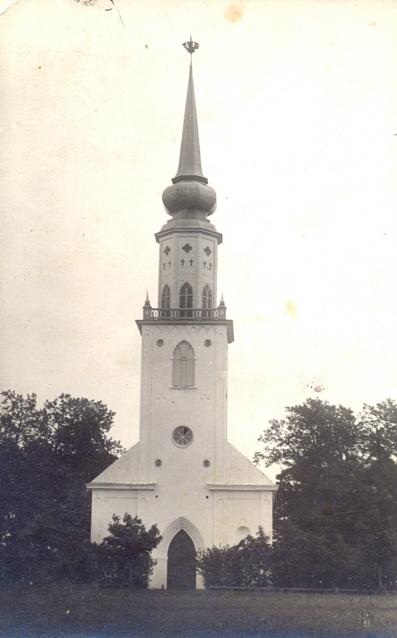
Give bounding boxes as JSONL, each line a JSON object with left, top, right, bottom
{"left": 88, "top": 39, "right": 276, "bottom": 590}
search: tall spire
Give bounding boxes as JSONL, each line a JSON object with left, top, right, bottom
{"left": 162, "top": 38, "right": 216, "bottom": 218}
{"left": 173, "top": 57, "right": 206, "bottom": 184}
{"left": 172, "top": 38, "right": 207, "bottom": 184}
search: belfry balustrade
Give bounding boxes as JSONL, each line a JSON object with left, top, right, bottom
{"left": 142, "top": 304, "right": 227, "bottom": 321}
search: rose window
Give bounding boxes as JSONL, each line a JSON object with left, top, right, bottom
{"left": 172, "top": 426, "right": 193, "bottom": 447}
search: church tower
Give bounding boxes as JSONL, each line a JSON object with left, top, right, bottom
{"left": 88, "top": 40, "right": 276, "bottom": 590}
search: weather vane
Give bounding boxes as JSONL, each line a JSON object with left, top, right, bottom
{"left": 182, "top": 36, "right": 199, "bottom": 55}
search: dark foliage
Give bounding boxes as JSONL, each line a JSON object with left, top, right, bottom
{"left": 0, "top": 391, "right": 122, "bottom": 583}
{"left": 93, "top": 513, "right": 162, "bottom": 588}
{"left": 255, "top": 398, "right": 397, "bottom": 591}
{"left": 197, "top": 527, "right": 272, "bottom": 588}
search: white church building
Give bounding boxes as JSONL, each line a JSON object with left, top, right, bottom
{"left": 88, "top": 39, "right": 276, "bottom": 590}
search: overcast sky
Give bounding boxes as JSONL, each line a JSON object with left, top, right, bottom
{"left": 1, "top": 0, "right": 396, "bottom": 476}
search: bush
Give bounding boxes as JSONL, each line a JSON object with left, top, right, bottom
{"left": 93, "top": 513, "right": 162, "bottom": 588}
{"left": 197, "top": 527, "right": 272, "bottom": 588}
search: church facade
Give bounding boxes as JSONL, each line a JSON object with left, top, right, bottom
{"left": 88, "top": 40, "right": 276, "bottom": 590}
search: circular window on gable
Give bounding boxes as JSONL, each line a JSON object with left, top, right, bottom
{"left": 172, "top": 426, "right": 193, "bottom": 447}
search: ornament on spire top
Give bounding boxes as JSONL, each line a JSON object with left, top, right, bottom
{"left": 183, "top": 36, "right": 199, "bottom": 55}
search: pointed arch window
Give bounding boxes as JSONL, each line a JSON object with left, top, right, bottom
{"left": 172, "top": 341, "right": 195, "bottom": 387}
{"left": 202, "top": 285, "right": 213, "bottom": 317}
{"left": 161, "top": 285, "right": 171, "bottom": 317}
{"left": 179, "top": 282, "right": 193, "bottom": 318}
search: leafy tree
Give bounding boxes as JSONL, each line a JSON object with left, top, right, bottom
{"left": 234, "top": 527, "right": 272, "bottom": 587}
{"left": 197, "top": 528, "right": 272, "bottom": 588}
{"left": 355, "top": 401, "right": 397, "bottom": 590}
{"left": 94, "top": 514, "right": 161, "bottom": 588}
{"left": 0, "top": 391, "right": 40, "bottom": 446}
{"left": 0, "top": 390, "right": 122, "bottom": 583}
{"left": 196, "top": 545, "right": 236, "bottom": 587}
{"left": 360, "top": 400, "right": 397, "bottom": 462}
{"left": 43, "top": 394, "right": 120, "bottom": 471}
{"left": 255, "top": 398, "right": 397, "bottom": 591}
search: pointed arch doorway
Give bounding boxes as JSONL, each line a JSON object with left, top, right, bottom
{"left": 167, "top": 529, "right": 196, "bottom": 590}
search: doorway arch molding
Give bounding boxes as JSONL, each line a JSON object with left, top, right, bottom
{"left": 159, "top": 517, "right": 205, "bottom": 557}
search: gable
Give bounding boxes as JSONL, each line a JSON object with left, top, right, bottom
{"left": 89, "top": 442, "right": 140, "bottom": 485}
{"left": 226, "top": 443, "right": 275, "bottom": 486}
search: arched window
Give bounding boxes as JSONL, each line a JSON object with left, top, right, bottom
{"left": 179, "top": 282, "right": 193, "bottom": 318}
{"left": 172, "top": 341, "right": 195, "bottom": 387}
{"left": 161, "top": 285, "right": 170, "bottom": 317}
{"left": 202, "top": 285, "right": 212, "bottom": 317}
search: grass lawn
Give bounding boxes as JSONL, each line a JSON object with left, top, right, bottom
{"left": 0, "top": 584, "right": 396, "bottom": 638}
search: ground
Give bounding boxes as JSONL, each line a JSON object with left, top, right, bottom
{"left": 0, "top": 585, "right": 396, "bottom": 638}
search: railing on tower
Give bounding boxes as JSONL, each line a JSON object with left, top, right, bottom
{"left": 142, "top": 303, "right": 227, "bottom": 321}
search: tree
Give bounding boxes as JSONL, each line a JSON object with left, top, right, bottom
{"left": 360, "top": 399, "right": 397, "bottom": 462}
{"left": 234, "top": 527, "right": 272, "bottom": 587}
{"left": 197, "top": 528, "right": 272, "bottom": 588}
{"left": 0, "top": 391, "right": 40, "bottom": 446}
{"left": 94, "top": 514, "right": 161, "bottom": 588}
{"left": 355, "top": 401, "right": 397, "bottom": 590}
{"left": 196, "top": 545, "right": 236, "bottom": 588}
{"left": 255, "top": 398, "right": 397, "bottom": 591}
{"left": 0, "top": 391, "right": 123, "bottom": 583}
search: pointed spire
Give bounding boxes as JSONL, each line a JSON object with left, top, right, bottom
{"left": 173, "top": 40, "right": 207, "bottom": 185}
{"left": 162, "top": 39, "right": 216, "bottom": 218}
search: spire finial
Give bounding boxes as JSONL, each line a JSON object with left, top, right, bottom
{"left": 182, "top": 36, "right": 199, "bottom": 56}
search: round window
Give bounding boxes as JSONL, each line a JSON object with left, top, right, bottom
{"left": 172, "top": 426, "right": 193, "bottom": 447}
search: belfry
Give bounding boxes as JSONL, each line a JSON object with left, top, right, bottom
{"left": 88, "top": 40, "right": 276, "bottom": 589}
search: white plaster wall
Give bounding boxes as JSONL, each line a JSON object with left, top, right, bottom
{"left": 89, "top": 303, "right": 275, "bottom": 588}
{"left": 90, "top": 490, "right": 138, "bottom": 543}
{"left": 138, "top": 322, "right": 228, "bottom": 484}
{"left": 90, "top": 485, "right": 273, "bottom": 589}
{"left": 158, "top": 233, "right": 218, "bottom": 308}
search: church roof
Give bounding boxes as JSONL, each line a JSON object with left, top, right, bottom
{"left": 87, "top": 442, "right": 275, "bottom": 491}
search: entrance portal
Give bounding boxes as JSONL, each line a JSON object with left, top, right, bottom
{"left": 167, "top": 529, "right": 196, "bottom": 590}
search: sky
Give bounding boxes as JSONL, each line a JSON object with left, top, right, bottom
{"left": 1, "top": 0, "right": 397, "bottom": 477}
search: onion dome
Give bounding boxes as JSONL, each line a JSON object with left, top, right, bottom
{"left": 162, "top": 42, "right": 216, "bottom": 218}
